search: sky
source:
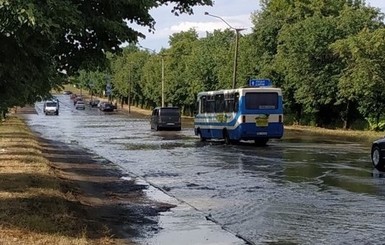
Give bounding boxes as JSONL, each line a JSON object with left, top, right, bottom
{"left": 132, "top": 0, "right": 385, "bottom": 52}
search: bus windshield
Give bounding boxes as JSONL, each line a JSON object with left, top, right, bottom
{"left": 245, "top": 92, "right": 278, "bottom": 110}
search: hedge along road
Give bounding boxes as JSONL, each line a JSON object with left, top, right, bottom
{"left": 23, "top": 93, "right": 385, "bottom": 245}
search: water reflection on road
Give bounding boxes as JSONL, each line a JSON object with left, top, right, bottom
{"left": 25, "top": 94, "right": 385, "bottom": 244}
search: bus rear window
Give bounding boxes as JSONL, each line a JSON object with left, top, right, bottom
{"left": 245, "top": 92, "right": 278, "bottom": 110}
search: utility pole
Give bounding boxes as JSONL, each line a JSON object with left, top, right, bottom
{"left": 161, "top": 55, "right": 165, "bottom": 107}
{"left": 128, "top": 62, "right": 132, "bottom": 113}
{"left": 204, "top": 12, "right": 245, "bottom": 89}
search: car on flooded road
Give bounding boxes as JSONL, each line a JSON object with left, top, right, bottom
{"left": 371, "top": 137, "right": 385, "bottom": 171}
{"left": 89, "top": 99, "right": 100, "bottom": 108}
{"left": 75, "top": 101, "right": 86, "bottom": 110}
{"left": 43, "top": 100, "right": 59, "bottom": 115}
{"left": 62, "top": 90, "right": 72, "bottom": 95}
{"left": 73, "top": 96, "right": 83, "bottom": 105}
{"left": 98, "top": 102, "right": 115, "bottom": 112}
{"left": 150, "top": 106, "right": 181, "bottom": 131}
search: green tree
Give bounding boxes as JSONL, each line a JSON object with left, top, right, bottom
{"left": 166, "top": 29, "right": 199, "bottom": 111}
{"left": 331, "top": 28, "right": 385, "bottom": 129}
{"left": 141, "top": 53, "right": 163, "bottom": 108}
{"left": 251, "top": 0, "right": 384, "bottom": 127}
{"left": 0, "top": 0, "right": 213, "bottom": 116}
{"left": 276, "top": 16, "right": 342, "bottom": 126}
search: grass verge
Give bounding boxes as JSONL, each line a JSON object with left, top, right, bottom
{"left": 285, "top": 125, "right": 384, "bottom": 144}
{"left": 0, "top": 116, "right": 119, "bottom": 245}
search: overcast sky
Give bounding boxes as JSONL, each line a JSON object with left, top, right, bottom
{"left": 131, "top": 0, "right": 385, "bottom": 52}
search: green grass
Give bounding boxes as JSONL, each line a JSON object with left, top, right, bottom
{"left": 0, "top": 116, "right": 120, "bottom": 245}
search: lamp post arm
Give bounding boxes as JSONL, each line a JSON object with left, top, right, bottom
{"left": 205, "top": 12, "right": 246, "bottom": 89}
{"left": 204, "top": 12, "right": 235, "bottom": 30}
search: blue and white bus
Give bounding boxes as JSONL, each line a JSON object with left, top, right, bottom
{"left": 194, "top": 80, "right": 284, "bottom": 145}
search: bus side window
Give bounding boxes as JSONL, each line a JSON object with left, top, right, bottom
{"left": 225, "top": 93, "right": 234, "bottom": 113}
{"left": 215, "top": 94, "right": 224, "bottom": 113}
{"left": 200, "top": 96, "right": 206, "bottom": 113}
{"left": 234, "top": 93, "right": 240, "bottom": 112}
{"left": 206, "top": 95, "right": 215, "bottom": 113}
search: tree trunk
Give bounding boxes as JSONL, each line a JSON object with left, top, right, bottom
{"left": 342, "top": 101, "right": 350, "bottom": 130}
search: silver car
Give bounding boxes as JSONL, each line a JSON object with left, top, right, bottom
{"left": 75, "top": 101, "right": 86, "bottom": 110}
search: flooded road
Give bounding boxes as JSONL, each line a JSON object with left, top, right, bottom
{"left": 24, "top": 94, "right": 385, "bottom": 244}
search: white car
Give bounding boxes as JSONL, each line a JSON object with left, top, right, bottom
{"left": 43, "top": 100, "right": 59, "bottom": 115}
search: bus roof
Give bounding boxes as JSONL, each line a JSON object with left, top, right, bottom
{"left": 197, "top": 87, "right": 282, "bottom": 97}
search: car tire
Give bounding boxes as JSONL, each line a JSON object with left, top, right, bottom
{"left": 372, "top": 146, "right": 385, "bottom": 171}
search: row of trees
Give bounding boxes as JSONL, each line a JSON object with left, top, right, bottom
{"left": 2, "top": 0, "right": 385, "bottom": 130}
{"left": 0, "top": 0, "right": 213, "bottom": 120}
{"left": 74, "top": 0, "right": 385, "bottom": 130}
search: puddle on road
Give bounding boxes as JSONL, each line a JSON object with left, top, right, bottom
{"left": 124, "top": 142, "right": 193, "bottom": 150}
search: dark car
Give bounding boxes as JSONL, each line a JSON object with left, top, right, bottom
{"left": 73, "top": 96, "right": 83, "bottom": 105}
{"left": 99, "top": 102, "right": 114, "bottom": 112}
{"left": 63, "top": 90, "right": 72, "bottom": 95}
{"left": 89, "top": 99, "right": 100, "bottom": 107}
{"left": 150, "top": 106, "right": 181, "bottom": 131}
{"left": 371, "top": 137, "right": 385, "bottom": 171}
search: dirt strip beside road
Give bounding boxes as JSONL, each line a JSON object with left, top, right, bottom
{"left": 38, "top": 136, "right": 176, "bottom": 243}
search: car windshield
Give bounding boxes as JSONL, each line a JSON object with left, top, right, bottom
{"left": 46, "top": 102, "right": 57, "bottom": 107}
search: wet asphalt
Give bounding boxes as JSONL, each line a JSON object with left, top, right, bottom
{"left": 22, "top": 94, "right": 385, "bottom": 245}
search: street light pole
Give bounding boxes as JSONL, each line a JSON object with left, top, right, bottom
{"left": 204, "top": 12, "right": 245, "bottom": 89}
{"left": 128, "top": 62, "right": 133, "bottom": 113}
{"left": 161, "top": 55, "right": 165, "bottom": 107}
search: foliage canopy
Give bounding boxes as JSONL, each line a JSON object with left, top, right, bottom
{"left": 0, "top": 0, "right": 212, "bottom": 115}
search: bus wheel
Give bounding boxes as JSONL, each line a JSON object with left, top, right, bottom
{"left": 198, "top": 129, "right": 206, "bottom": 142}
{"left": 223, "top": 130, "right": 231, "bottom": 145}
{"left": 254, "top": 138, "right": 268, "bottom": 146}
